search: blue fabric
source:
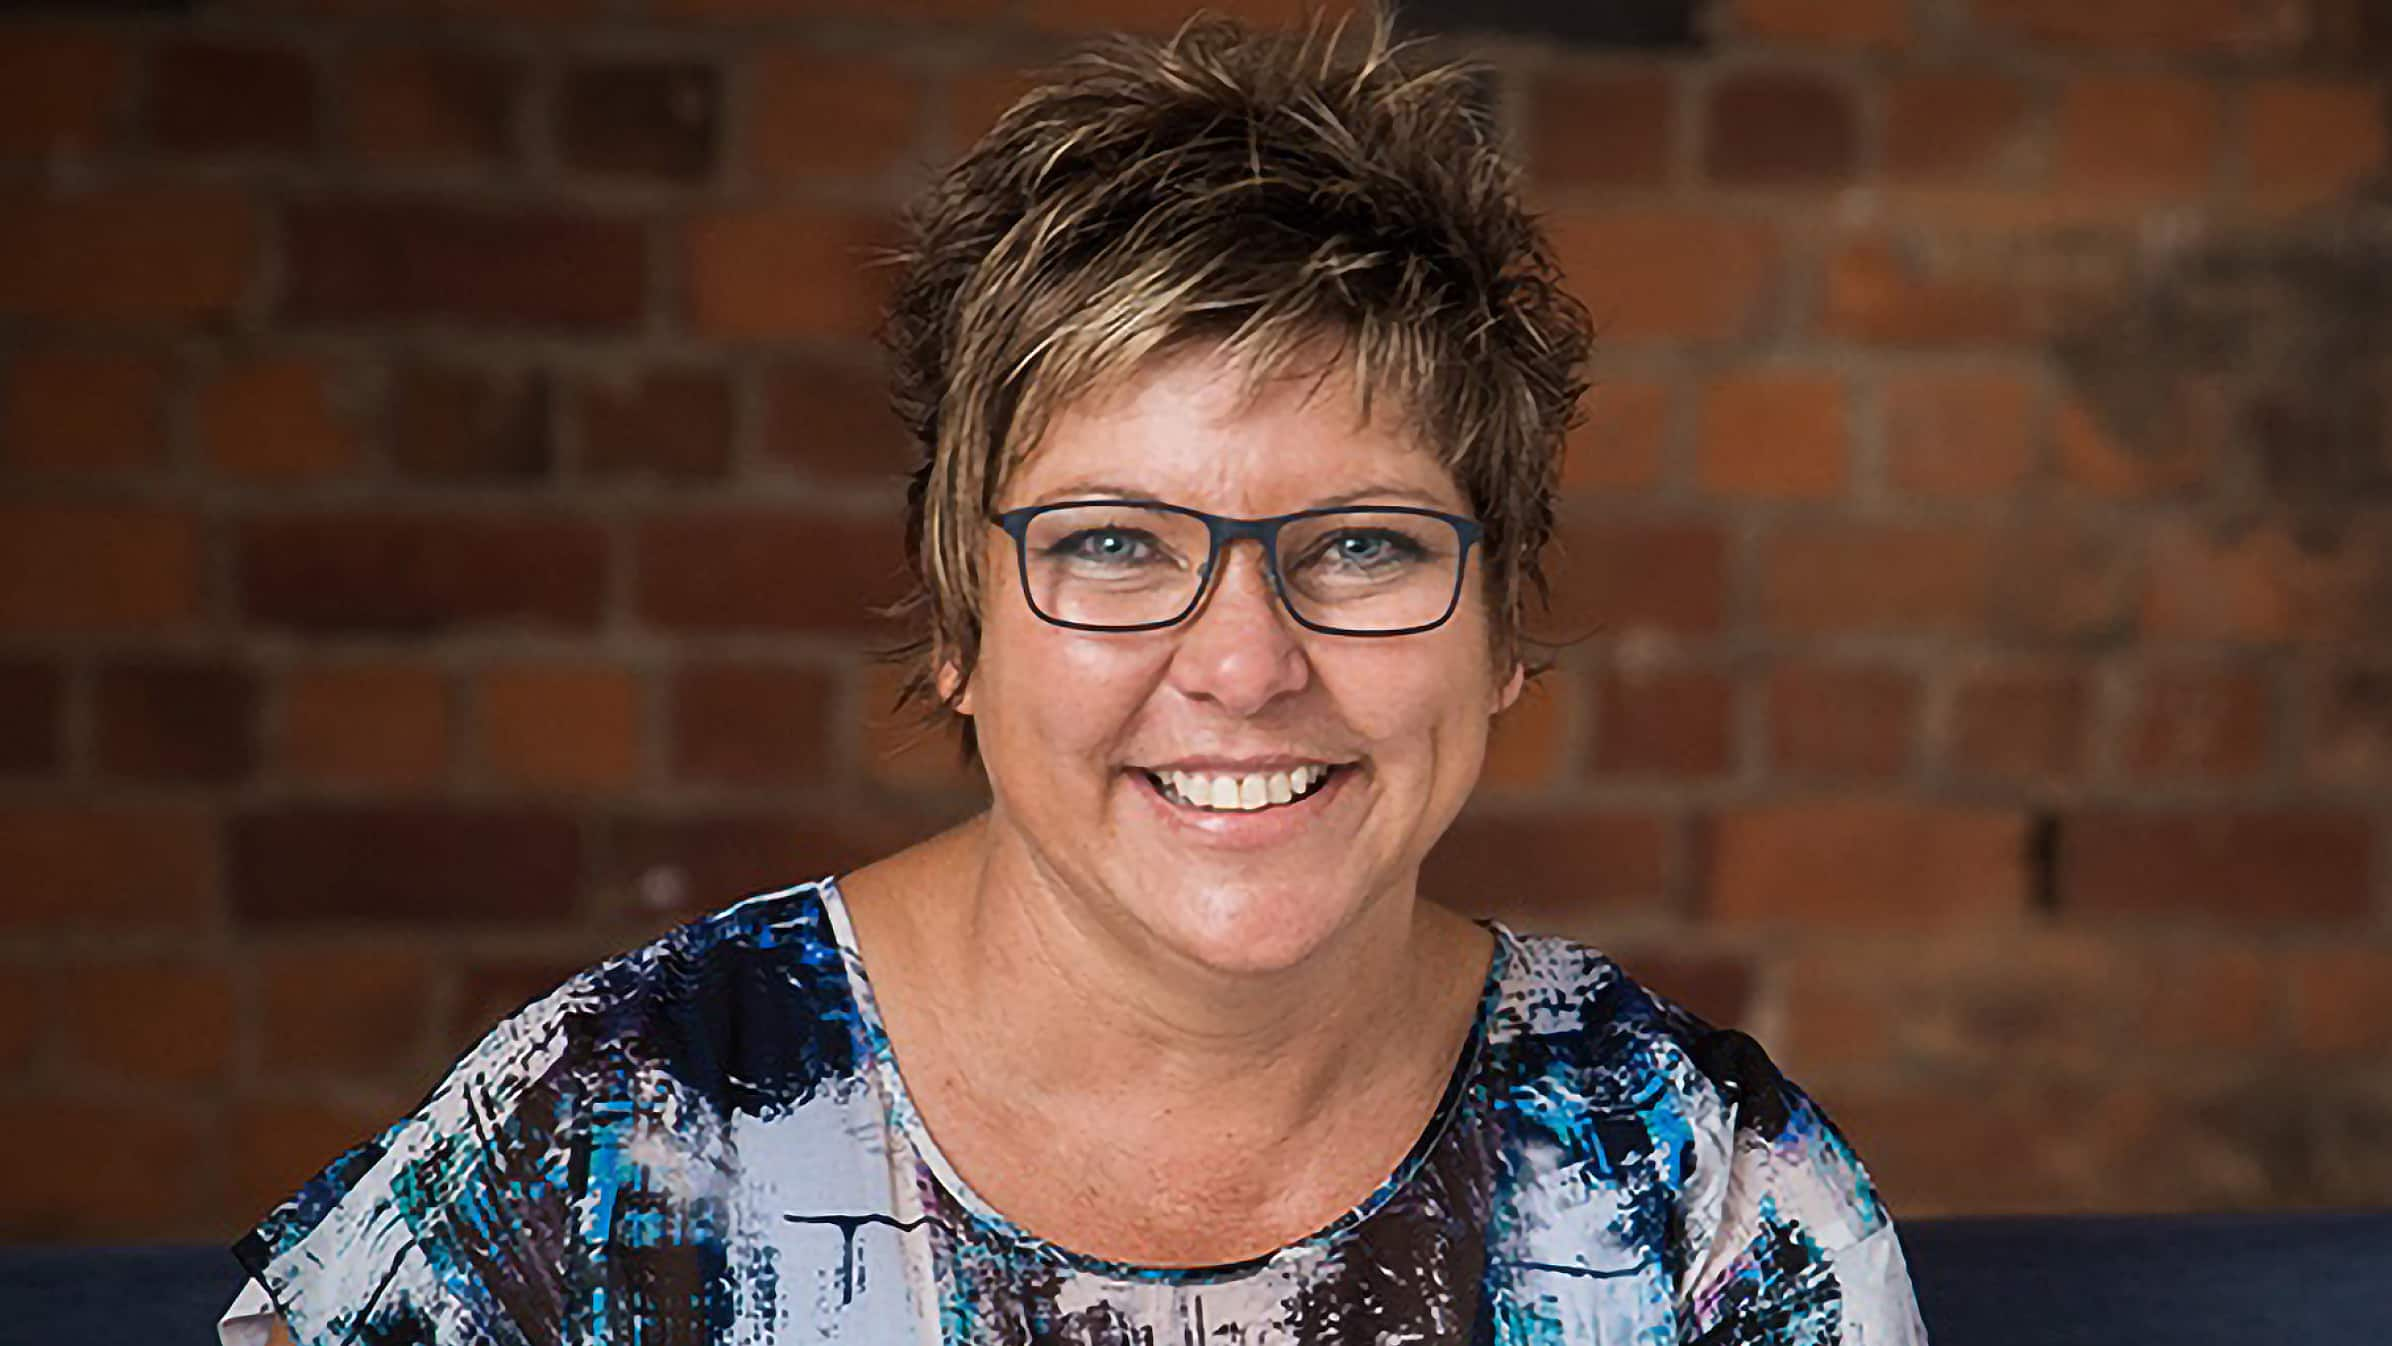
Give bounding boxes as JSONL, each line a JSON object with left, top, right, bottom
{"left": 3, "top": 1211, "right": 2388, "bottom": 1345}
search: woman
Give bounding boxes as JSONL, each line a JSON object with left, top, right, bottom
{"left": 221, "top": 17, "right": 1929, "bottom": 1345}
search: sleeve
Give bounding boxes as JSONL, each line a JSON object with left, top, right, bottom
{"left": 227, "top": 970, "right": 737, "bottom": 1346}
{"left": 1672, "top": 1074, "right": 1931, "bottom": 1346}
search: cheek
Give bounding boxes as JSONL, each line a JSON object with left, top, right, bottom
{"left": 973, "top": 603, "right": 1165, "bottom": 758}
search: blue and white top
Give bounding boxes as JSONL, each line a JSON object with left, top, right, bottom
{"left": 218, "top": 878, "right": 1930, "bottom": 1345}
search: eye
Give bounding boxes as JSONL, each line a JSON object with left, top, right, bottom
{"left": 1050, "top": 527, "right": 1159, "bottom": 564}
{"left": 1317, "top": 529, "right": 1423, "bottom": 569}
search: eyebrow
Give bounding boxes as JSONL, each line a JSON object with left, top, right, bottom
{"left": 1030, "top": 480, "right": 1454, "bottom": 509}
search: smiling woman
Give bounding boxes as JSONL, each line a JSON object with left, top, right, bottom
{"left": 217, "top": 15, "right": 1928, "bottom": 1346}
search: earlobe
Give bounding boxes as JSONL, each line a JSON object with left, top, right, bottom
{"left": 936, "top": 661, "right": 973, "bottom": 716}
{"left": 1492, "top": 662, "right": 1524, "bottom": 716}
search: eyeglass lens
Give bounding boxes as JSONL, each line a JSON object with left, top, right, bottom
{"left": 1017, "top": 504, "right": 1466, "bottom": 633}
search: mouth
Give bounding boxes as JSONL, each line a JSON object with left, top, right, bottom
{"left": 1137, "top": 763, "right": 1351, "bottom": 813}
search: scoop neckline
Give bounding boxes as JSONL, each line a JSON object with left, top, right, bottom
{"left": 813, "top": 874, "right": 1515, "bottom": 1285}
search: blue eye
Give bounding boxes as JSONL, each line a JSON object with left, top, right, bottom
{"left": 1320, "top": 529, "right": 1423, "bottom": 570}
{"left": 1051, "top": 528, "right": 1159, "bottom": 565}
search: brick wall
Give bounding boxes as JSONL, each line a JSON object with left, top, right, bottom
{"left": 1, "top": 0, "right": 2388, "bottom": 1242}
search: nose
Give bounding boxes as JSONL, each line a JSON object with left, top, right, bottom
{"left": 1165, "top": 539, "right": 1310, "bottom": 716}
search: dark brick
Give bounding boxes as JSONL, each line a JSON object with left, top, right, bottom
{"left": 93, "top": 657, "right": 258, "bottom": 783}
{"left": 284, "top": 198, "right": 645, "bottom": 330}
{"left": 1705, "top": 70, "right": 1858, "bottom": 184}
{"left": 669, "top": 661, "right": 836, "bottom": 786}
{"left": 1528, "top": 69, "right": 1676, "bottom": 188}
{"left": 345, "top": 46, "right": 521, "bottom": 169}
{"left": 391, "top": 365, "right": 554, "bottom": 481}
{"left": 1544, "top": 517, "right": 1730, "bottom": 637}
{"left": 1423, "top": 810, "right": 1675, "bottom": 924}
{"left": 601, "top": 808, "right": 958, "bottom": 920}
{"left": 635, "top": 509, "right": 907, "bottom": 635}
{"left": 0, "top": 660, "right": 61, "bottom": 774}
{"left": 238, "top": 513, "right": 607, "bottom": 633}
{"left": 146, "top": 40, "right": 316, "bottom": 157}
{"left": 232, "top": 805, "right": 582, "bottom": 926}
{"left": 1590, "top": 661, "right": 1737, "bottom": 778}
{"left": 762, "top": 358, "right": 910, "bottom": 484}
{"left": 2060, "top": 809, "right": 2376, "bottom": 925}
{"left": 578, "top": 369, "right": 733, "bottom": 481}
{"left": 557, "top": 60, "right": 720, "bottom": 182}
{"left": 1609, "top": 949, "right": 1756, "bottom": 1029}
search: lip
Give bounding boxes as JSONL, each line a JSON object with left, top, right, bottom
{"left": 1126, "top": 763, "right": 1355, "bottom": 850}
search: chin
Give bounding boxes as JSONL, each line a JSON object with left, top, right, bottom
{"left": 1131, "top": 871, "right": 1369, "bottom": 977}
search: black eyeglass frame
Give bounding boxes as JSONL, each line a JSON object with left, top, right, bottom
{"left": 991, "top": 498, "right": 1487, "bottom": 638}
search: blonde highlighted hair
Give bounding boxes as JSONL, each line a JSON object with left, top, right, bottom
{"left": 883, "top": 13, "right": 1592, "bottom": 753}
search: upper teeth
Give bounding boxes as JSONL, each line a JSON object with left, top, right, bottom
{"left": 1158, "top": 765, "right": 1332, "bottom": 811}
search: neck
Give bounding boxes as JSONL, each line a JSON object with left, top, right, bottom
{"left": 865, "top": 813, "right": 1482, "bottom": 1144}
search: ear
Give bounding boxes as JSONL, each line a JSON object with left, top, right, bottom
{"left": 1491, "top": 660, "right": 1524, "bottom": 717}
{"left": 935, "top": 659, "right": 974, "bottom": 717}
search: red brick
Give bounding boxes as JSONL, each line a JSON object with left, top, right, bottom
{"left": 2247, "top": 79, "right": 2388, "bottom": 209}
{"left": 1479, "top": 668, "right": 1573, "bottom": 790}
{"left": 1705, "top": 799, "right": 2029, "bottom": 927}
{"left": 1885, "top": 74, "right": 2032, "bottom": 182}
{"left": 1987, "top": 521, "right": 2140, "bottom": 642}
{"left": 636, "top": 509, "right": 908, "bottom": 635}
{"left": 2121, "top": 663, "right": 2274, "bottom": 780}
{"left": 343, "top": 46, "right": 521, "bottom": 169}
{"left": 1759, "top": 522, "right": 1993, "bottom": 634}
{"left": 1883, "top": 368, "right": 2037, "bottom": 497}
{"left": 1695, "top": 370, "right": 1847, "bottom": 499}
{"left": 94, "top": 657, "right": 259, "bottom": 783}
{"left": 259, "top": 946, "right": 434, "bottom": 1078}
{"left": 1613, "top": 949, "right": 1757, "bottom": 1028}
{"left": 945, "top": 66, "right": 1038, "bottom": 150}
{"left": 279, "top": 662, "right": 451, "bottom": 787}
{"left": 1775, "top": 954, "right": 1899, "bottom": 1072}
{"left": 391, "top": 365, "right": 553, "bottom": 481}
{"left": 479, "top": 662, "right": 644, "bottom": 790}
{"left": 284, "top": 198, "right": 644, "bottom": 329}
{"left": 1561, "top": 377, "right": 1670, "bottom": 496}
{"left": 1020, "top": 0, "right": 1329, "bottom": 33}
{"left": 2, "top": 350, "right": 170, "bottom": 473}
{"left": 1589, "top": 659, "right": 1736, "bottom": 778}
{"left": 0, "top": 967, "right": 46, "bottom": 1072}
{"left": 577, "top": 368, "right": 734, "bottom": 481}
{"left": 1547, "top": 209, "right": 1780, "bottom": 344}
{"left": 601, "top": 808, "right": 955, "bottom": 919}
{"left": 1704, "top": 70, "right": 1859, "bottom": 185}
{"left": 762, "top": 357, "right": 912, "bottom": 484}
{"left": 1730, "top": 0, "right": 1910, "bottom": 47}
{"left": 558, "top": 59, "right": 719, "bottom": 182}
{"left": 670, "top": 661, "right": 836, "bottom": 786}
{"left": 199, "top": 356, "right": 360, "bottom": 481}
{"left": 2055, "top": 74, "right": 2222, "bottom": 197}
{"left": 1422, "top": 810, "right": 1675, "bottom": 925}
{"left": 2061, "top": 809, "right": 2375, "bottom": 925}
{"left": 1528, "top": 70, "right": 1676, "bottom": 188}
{"left": 2304, "top": 661, "right": 2392, "bottom": 786}
{"left": 227, "top": 1099, "right": 393, "bottom": 1231}
{"left": 663, "top": 0, "right": 1005, "bottom": 18}
{"left": 0, "top": 1099, "right": 202, "bottom": 1241}
{"left": 1972, "top": 0, "right": 2307, "bottom": 54}
{"left": 2139, "top": 945, "right": 2276, "bottom": 1053}
{"left": 1544, "top": 516, "right": 1730, "bottom": 639}
{"left": 0, "top": 660, "right": 61, "bottom": 774}
{"left": 1822, "top": 1083, "right": 2078, "bottom": 1215}
{"left": 0, "top": 186, "right": 256, "bottom": 322}
{"left": 58, "top": 958, "right": 234, "bottom": 1087}
{"left": 0, "top": 27, "right": 130, "bottom": 157}
{"left": 1948, "top": 663, "right": 2091, "bottom": 783}
{"left": 237, "top": 513, "right": 607, "bottom": 633}
{"left": 145, "top": 39, "right": 316, "bottom": 157}
{"left": 450, "top": 955, "right": 599, "bottom": 1044}
{"left": 1822, "top": 236, "right": 2030, "bottom": 346}
{"left": 687, "top": 206, "right": 898, "bottom": 341}
{"left": 2287, "top": 946, "right": 2392, "bottom": 1056}
{"left": 2141, "top": 516, "right": 2388, "bottom": 645}
{"left": 0, "top": 504, "right": 200, "bottom": 633}
{"left": 232, "top": 805, "right": 582, "bottom": 926}
{"left": 0, "top": 805, "right": 217, "bottom": 931}
{"left": 1768, "top": 661, "right": 1918, "bottom": 780}
{"left": 752, "top": 50, "right": 924, "bottom": 183}
{"left": 2052, "top": 393, "right": 2209, "bottom": 500}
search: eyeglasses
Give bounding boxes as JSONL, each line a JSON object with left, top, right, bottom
{"left": 991, "top": 499, "right": 1485, "bottom": 636}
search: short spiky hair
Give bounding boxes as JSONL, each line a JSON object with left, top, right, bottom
{"left": 883, "top": 13, "right": 1591, "bottom": 748}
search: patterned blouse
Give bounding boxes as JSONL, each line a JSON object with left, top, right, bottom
{"left": 218, "top": 877, "right": 1930, "bottom": 1345}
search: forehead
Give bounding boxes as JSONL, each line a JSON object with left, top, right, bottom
{"left": 998, "top": 343, "right": 1464, "bottom": 513}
